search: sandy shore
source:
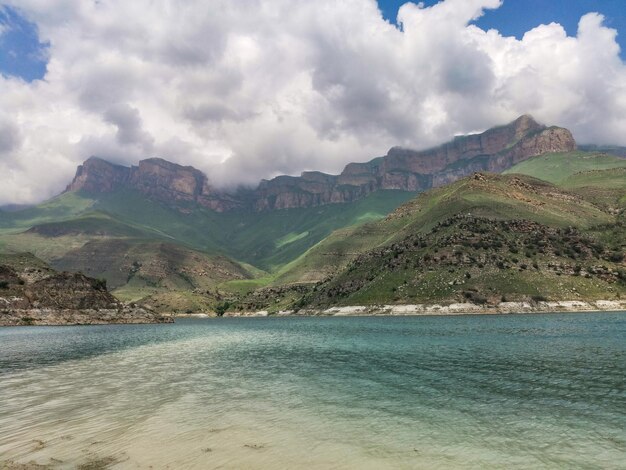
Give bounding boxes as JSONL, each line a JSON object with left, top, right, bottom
{"left": 219, "top": 300, "right": 626, "bottom": 318}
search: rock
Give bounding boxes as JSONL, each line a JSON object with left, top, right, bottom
{"left": 65, "top": 115, "right": 576, "bottom": 212}
{"left": 0, "top": 258, "right": 172, "bottom": 326}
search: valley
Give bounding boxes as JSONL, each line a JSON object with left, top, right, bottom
{"left": 1, "top": 116, "right": 624, "bottom": 320}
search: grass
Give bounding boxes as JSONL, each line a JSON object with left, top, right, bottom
{"left": 273, "top": 172, "right": 617, "bottom": 289}
{"left": 504, "top": 151, "right": 626, "bottom": 184}
{"left": 1, "top": 187, "right": 415, "bottom": 306}
{"left": 0, "top": 192, "right": 95, "bottom": 234}
{"left": 2, "top": 149, "right": 624, "bottom": 311}
{"left": 275, "top": 231, "right": 310, "bottom": 248}
{"left": 1, "top": 188, "right": 416, "bottom": 272}
{"left": 305, "top": 213, "right": 626, "bottom": 308}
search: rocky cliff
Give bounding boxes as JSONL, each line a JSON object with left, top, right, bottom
{"left": 66, "top": 157, "right": 242, "bottom": 212}
{"left": 65, "top": 115, "right": 576, "bottom": 212}
{"left": 0, "top": 253, "right": 171, "bottom": 325}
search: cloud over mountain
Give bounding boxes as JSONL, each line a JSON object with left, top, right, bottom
{"left": 0, "top": 0, "right": 625, "bottom": 204}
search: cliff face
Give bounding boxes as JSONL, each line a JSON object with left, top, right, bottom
{"left": 66, "top": 157, "right": 130, "bottom": 193}
{"left": 252, "top": 115, "right": 575, "bottom": 210}
{"left": 65, "top": 115, "right": 576, "bottom": 212}
{"left": 66, "top": 157, "right": 242, "bottom": 212}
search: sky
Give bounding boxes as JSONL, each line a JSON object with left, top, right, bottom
{"left": 0, "top": 0, "right": 625, "bottom": 205}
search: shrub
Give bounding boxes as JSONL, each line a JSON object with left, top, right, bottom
{"left": 0, "top": 281, "right": 9, "bottom": 289}
{"left": 92, "top": 278, "right": 107, "bottom": 290}
{"left": 214, "top": 301, "right": 231, "bottom": 316}
{"left": 531, "top": 295, "right": 548, "bottom": 303}
{"left": 472, "top": 294, "right": 488, "bottom": 304}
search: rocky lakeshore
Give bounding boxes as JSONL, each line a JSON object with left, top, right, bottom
{"left": 0, "top": 253, "right": 171, "bottom": 326}
{"left": 220, "top": 300, "right": 626, "bottom": 317}
{"left": 0, "top": 307, "right": 171, "bottom": 326}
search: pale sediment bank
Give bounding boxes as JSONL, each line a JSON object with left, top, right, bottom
{"left": 220, "top": 300, "right": 626, "bottom": 318}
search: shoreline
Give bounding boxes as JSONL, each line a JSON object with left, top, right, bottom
{"left": 210, "top": 299, "right": 626, "bottom": 318}
{"left": 2, "top": 300, "right": 624, "bottom": 326}
{"left": 0, "top": 308, "right": 173, "bottom": 327}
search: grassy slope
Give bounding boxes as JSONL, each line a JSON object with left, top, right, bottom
{"left": 507, "top": 152, "right": 626, "bottom": 253}
{"left": 0, "top": 188, "right": 415, "bottom": 270}
{"left": 0, "top": 192, "right": 95, "bottom": 234}
{"left": 503, "top": 151, "right": 626, "bottom": 184}
{"left": 308, "top": 216, "right": 624, "bottom": 307}
{"left": 275, "top": 173, "right": 613, "bottom": 286}
{"left": 91, "top": 189, "right": 416, "bottom": 270}
{"left": 291, "top": 168, "right": 626, "bottom": 308}
{"left": 0, "top": 188, "right": 416, "bottom": 307}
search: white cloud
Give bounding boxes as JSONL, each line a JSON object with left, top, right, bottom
{"left": 0, "top": 0, "right": 625, "bottom": 204}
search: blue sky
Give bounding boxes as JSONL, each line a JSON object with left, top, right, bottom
{"left": 0, "top": 6, "right": 48, "bottom": 81}
{"left": 379, "top": 0, "right": 626, "bottom": 56}
{"left": 1, "top": 1, "right": 624, "bottom": 82}
{"left": 1, "top": 0, "right": 625, "bottom": 204}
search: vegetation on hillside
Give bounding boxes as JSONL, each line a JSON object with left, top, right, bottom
{"left": 1, "top": 150, "right": 624, "bottom": 314}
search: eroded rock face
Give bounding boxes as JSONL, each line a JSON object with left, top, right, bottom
{"left": 25, "top": 272, "right": 117, "bottom": 310}
{"left": 252, "top": 115, "right": 575, "bottom": 209}
{"left": 65, "top": 157, "right": 130, "bottom": 193}
{"left": 66, "top": 157, "right": 241, "bottom": 212}
{"left": 0, "top": 263, "right": 171, "bottom": 325}
{"left": 66, "top": 115, "right": 576, "bottom": 212}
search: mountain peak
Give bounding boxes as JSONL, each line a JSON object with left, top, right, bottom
{"left": 65, "top": 156, "right": 130, "bottom": 193}
{"left": 65, "top": 115, "right": 576, "bottom": 212}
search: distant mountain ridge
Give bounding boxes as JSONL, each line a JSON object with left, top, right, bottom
{"left": 65, "top": 115, "right": 575, "bottom": 212}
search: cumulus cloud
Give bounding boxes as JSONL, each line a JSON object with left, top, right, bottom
{"left": 0, "top": 116, "right": 20, "bottom": 154}
{"left": 0, "top": 0, "right": 625, "bottom": 204}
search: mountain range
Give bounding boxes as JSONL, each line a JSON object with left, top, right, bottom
{"left": 1, "top": 115, "right": 624, "bottom": 319}
{"left": 64, "top": 115, "right": 574, "bottom": 212}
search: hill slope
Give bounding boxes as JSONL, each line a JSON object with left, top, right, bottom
{"left": 3, "top": 117, "right": 623, "bottom": 314}
{"left": 248, "top": 172, "right": 625, "bottom": 311}
{"left": 274, "top": 173, "right": 613, "bottom": 285}
{"left": 503, "top": 151, "right": 626, "bottom": 184}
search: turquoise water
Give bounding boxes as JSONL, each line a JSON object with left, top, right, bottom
{"left": 0, "top": 313, "right": 625, "bottom": 469}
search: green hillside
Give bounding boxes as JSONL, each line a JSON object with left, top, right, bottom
{"left": 0, "top": 187, "right": 416, "bottom": 308}
{"left": 0, "top": 189, "right": 415, "bottom": 270}
{"left": 2, "top": 149, "right": 624, "bottom": 314}
{"left": 0, "top": 192, "right": 95, "bottom": 234}
{"left": 503, "top": 151, "right": 626, "bottom": 184}
{"left": 305, "top": 215, "right": 625, "bottom": 307}
{"left": 274, "top": 173, "right": 613, "bottom": 286}
{"left": 91, "top": 189, "right": 416, "bottom": 270}
{"left": 237, "top": 171, "right": 625, "bottom": 312}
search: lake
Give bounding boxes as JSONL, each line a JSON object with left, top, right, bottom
{"left": 1, "top": 313, "right": 625, "bottom": 469}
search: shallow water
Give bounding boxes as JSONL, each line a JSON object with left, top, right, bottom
{"left": 1, "top": 313, "right": 625, "bottom": 469}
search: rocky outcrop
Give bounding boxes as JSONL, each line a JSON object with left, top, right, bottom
{"left": 65, "top": 115, "right": 576, "bottom": 212}
{"left": 65, "top": 157, "right": 130, "bottom": 193}
{"left": 0, "top": 256, "right": 171, "bottom": 326}
{"left": 66, "top": 157, "right": 242, "bottom": 212}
